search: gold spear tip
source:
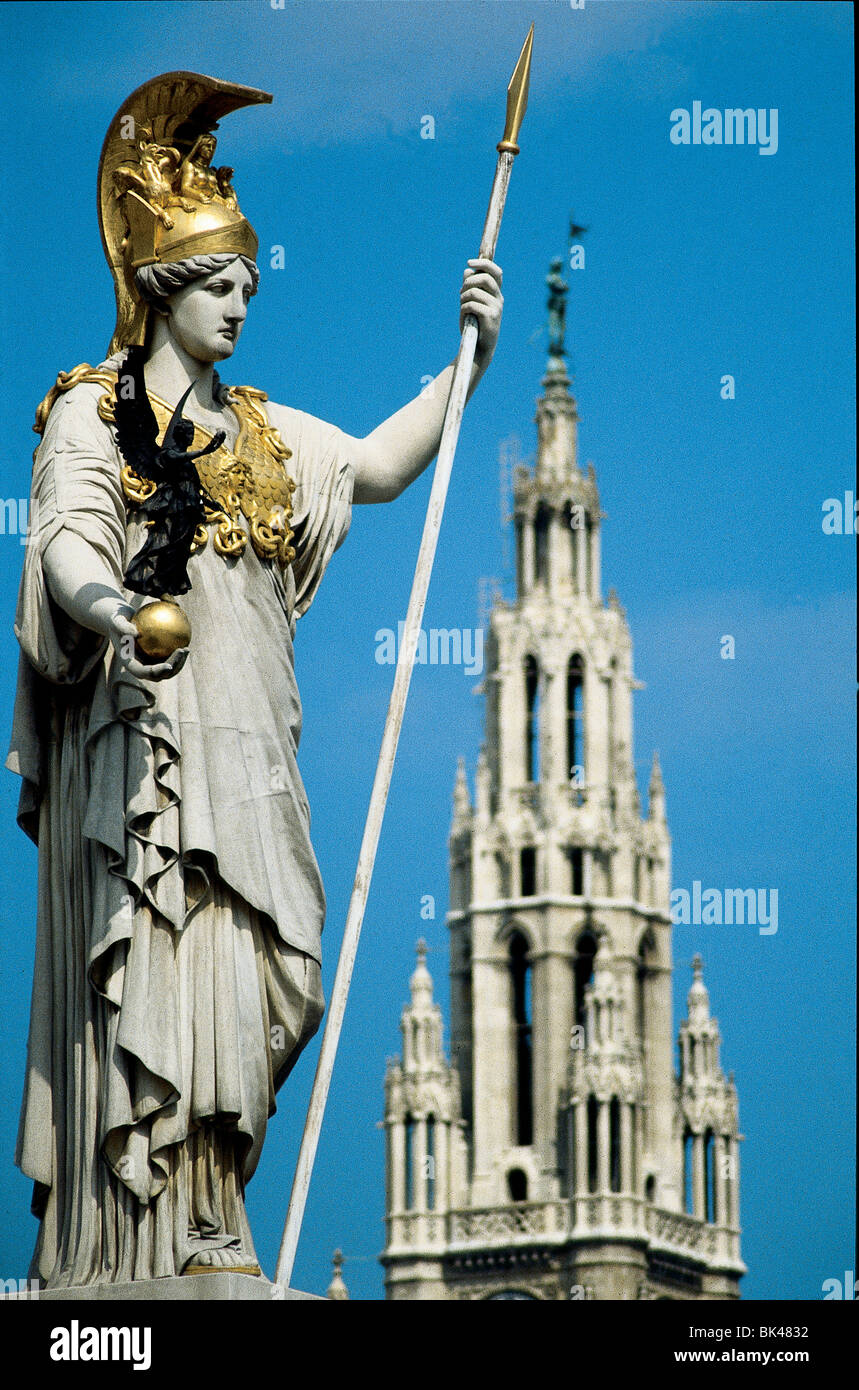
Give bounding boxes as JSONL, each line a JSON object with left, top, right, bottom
{"left": 497, "top": 22, "right": 534, "bottom": 156}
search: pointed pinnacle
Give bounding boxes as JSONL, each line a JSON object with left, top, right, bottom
{"left": 453, "top": 756, "right": 472, "bottom": 817}
{"left": 498, "top": 23, "right": 534, "bottom": 155}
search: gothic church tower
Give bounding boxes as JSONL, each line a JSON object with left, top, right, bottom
{"left": 381, "top": 260, "right": 744, "bottom": 1301}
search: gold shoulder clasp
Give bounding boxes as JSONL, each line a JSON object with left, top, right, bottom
{"left": 33, "top": 364, "right": 118, "bottom": 436}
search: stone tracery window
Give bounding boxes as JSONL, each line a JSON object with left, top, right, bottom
{"left": 573, "top": 931, "right": 597, "bottom": 1029}
{"left": 609, "top": 1097, "right": 622, "bottom": 1193}
{"left": 566, "top": 654, "right": 585, "bottom": 782}
{"left": 534, "top": 502, "right": 550, "bottom": 584}
{"left": 405, "top": 1113, "right": 416, "bottom": 1210}
{"left": 509, "top": 932, "right": 533, "bottom": 1146}
{"left": 525, "top": 654, "right": 540, "bottom": 783}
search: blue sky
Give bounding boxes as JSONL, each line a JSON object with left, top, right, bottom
{"left": 0, "top": 1, "right": 854, "bottom": 1300}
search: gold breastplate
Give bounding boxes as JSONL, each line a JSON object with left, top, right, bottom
{"left": 34, "top": 365, "right": 297, "bottom": 573}
{"left": 143, "top": 387, "right": 296, "bottom": 571}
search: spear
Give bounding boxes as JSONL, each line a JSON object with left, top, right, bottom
{"left": 275, "top": 23, "right": 534, "bottom": 1290}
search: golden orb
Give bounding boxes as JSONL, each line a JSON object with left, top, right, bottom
{"left": 132, "top": 600, "right": 192, "bottom": 662}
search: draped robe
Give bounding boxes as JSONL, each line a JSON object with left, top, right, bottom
{"left": 5, "top": 367, "right": 354, "bottom": 1285}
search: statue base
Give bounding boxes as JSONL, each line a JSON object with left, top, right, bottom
{"left": 9, "top": 1274, "right": 322, "bottom": 1302}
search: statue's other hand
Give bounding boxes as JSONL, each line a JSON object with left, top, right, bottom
{"left": 107, "top": 608, "right": 189, "bottom": 682}
{"left": 460, "top": 258, "right": 503, "bottom": 369}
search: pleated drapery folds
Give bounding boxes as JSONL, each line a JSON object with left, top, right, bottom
{"left": 7, "top": 373, "right": 352, "bottom": 1285}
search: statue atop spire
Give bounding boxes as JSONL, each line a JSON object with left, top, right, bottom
{"left": 546, "top": 256, "right": 568, "bottom": 364}
{"left": 544, "top": 216, "right": 586, "bottom": 372}
{"left": 531, "top": 241, "right": 581, "bottom": 487}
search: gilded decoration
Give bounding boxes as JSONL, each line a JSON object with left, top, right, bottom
{"left": 97, "top": 72, "right": 272, "bottom": 353}
{"left": 34, "top": 367, "right": 296, "bottom": 574}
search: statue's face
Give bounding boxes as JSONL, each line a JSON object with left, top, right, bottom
{"left": 165, "top": 259, "right": 254, "bottom": 363}
{"left": 172, "top": 421, "right": 195, "bottom": 449}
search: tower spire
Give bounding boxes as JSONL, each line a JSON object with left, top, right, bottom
{"left": 535, "top": 255, "right": 580, "bottom": 486}
{"left": 383, "top": 239, "right": 744, "bottom": 1300}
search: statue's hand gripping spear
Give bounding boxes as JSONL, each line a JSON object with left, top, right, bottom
{"left": 276, "top": 24, "right": 534, "bottom": 1289}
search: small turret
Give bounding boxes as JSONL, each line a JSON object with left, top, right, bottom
{"left": 678, "top": 954, "right": 722, "bottom": 1077}
{"left": 648, "top": 751, "right": 666, "bottom": 823}
{"left": 677, "top": 958, "right": 741, "bottom": 1231}
{"left": 383, "top": 942, "right": 465, "bottom": 1255}
{"left": 401, "top": 939, "right": 439, "bottom": 1068}
{"left": 451, "top": 756, "right": 472, "bottom": 831}
{"left": 326, "top": 1249, "right": 349, "bottom": 1300}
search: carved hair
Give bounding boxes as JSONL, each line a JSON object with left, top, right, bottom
{"left": 134, "top": 253, "right": 260, "bottom": 307}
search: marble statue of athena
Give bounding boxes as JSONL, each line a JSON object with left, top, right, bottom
{"left": 5, "top": 72, "right": 503, "bottom": 1287}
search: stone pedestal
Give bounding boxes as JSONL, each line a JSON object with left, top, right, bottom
{"left": 7, "top": 1274, "right": 323, "bottom": 1302}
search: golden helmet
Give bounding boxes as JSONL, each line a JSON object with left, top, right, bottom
{"left": 98, "top": 71, "right": 271, "bottom": 355}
